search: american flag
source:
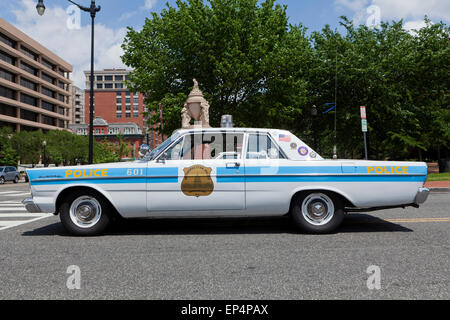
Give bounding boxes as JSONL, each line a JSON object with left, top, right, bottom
{"left": 279, "top": 134, "right": 291, "bottom": 142}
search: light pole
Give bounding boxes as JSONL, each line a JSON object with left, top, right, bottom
{"left": 42, "top": 140, "right": 47, "bottom": 167}
{"left": 311, "top": 105, "right": 318, "bottom": 151}
{"left": 36, "top": 0, "right": 101, "bottom": 164}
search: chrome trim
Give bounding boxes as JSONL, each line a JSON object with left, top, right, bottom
{"left": 415, "top": 187, "right": 430, "bottom": 205}
{"left": 22, "top": 198, "right": 42, "bottom": 213}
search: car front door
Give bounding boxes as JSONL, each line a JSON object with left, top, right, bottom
{"left": 147, "top": 131, "right": 246, "bottom": 215}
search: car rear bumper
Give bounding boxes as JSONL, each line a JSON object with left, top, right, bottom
{"left": 22, "top": 198, "right": 42, "bottom": 213}
{"left": 414, "top": 187, "right": 430, "bottom": 205}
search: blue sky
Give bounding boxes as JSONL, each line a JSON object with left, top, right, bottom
{"left": 1, "top": 0, "right": 448, "bottom": 88}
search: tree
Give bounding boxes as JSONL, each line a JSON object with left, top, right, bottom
{"left": 0, "top": 127, "right": 18, "bottom": 166}
{"left": 122, "top": 0, "right": 312, "bottom": 136}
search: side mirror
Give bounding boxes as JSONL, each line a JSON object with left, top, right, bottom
{"left": 139, "top": 144, "right": 151, "bottom": 158}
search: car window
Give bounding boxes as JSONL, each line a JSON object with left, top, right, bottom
{"left": 246, "top": 133, "right": 285, "bottom": 160}
{"left": 165, "top": 132, "right": 244, "bottom": 161}
{"left": 0, "top": 167, "right": 4, "bottom": 172}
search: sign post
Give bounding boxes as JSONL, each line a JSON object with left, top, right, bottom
{"left": 360, "top": 106, "right": 368, "bottom": 160}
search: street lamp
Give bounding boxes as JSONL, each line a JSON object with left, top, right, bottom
{"left": 42, "top": 140, "right": 47, "bottom": 167}
{"left": 36, "top": 0, "right": 45, "bottom": 16}
{"left": 36, "top": 0, "right": 101, "bottom": 164}
{"left": 311, "top": 105, "right": 318, "bottom": 151}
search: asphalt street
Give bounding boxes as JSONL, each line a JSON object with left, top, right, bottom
{"left": 0, "top": 182, "right": 448, "bottom": 300}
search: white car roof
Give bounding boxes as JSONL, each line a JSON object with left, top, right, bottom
{"left": 174, "top": 128, "right": 286, "bottom": 135}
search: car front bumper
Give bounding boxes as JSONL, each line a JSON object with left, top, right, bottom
{"left": 414, "top": 187, "right": 430, "bottom": 205}
{"left": 22, "top": 198, "right": 42, "bottom": 213}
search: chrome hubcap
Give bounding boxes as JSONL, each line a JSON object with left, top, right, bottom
{"left": 69, "top": 196, "right": 102, "bottom": 228}
{"left": 301, "top": 193, "right": 334, "bottom": 226}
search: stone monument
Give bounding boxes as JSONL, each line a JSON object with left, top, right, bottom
{"left": 181, "top": 79, "right": 211, "bottom": 129}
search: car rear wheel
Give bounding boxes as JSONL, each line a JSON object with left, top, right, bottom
{"left": 59, "top": 190, "right": 112, "bottom": 236}
{"left": 0, "top": 177, "right": 4, "bottom": 184}
{"left": 13, "top": 176, "right": 19, "bottom": 183}
{"left": 291, "top": 191, "right": 344, "bottom": 234}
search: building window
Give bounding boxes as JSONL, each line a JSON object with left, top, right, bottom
{"left": 41, "top": 72, "right": 56, "bottom": 85}
{"left": 41, "top": 58, "right": 55, "bottom": 71}
{"left": 41, "top": 86, "right": 56, "bottom": 99}
{"left": 42, "top": 115, "right": 57, "bottom": 126}
{"left": 20, "top": 77, "right": 38, "bottom": 91}
{"left": 125, "top": 104, "right": 131, "bottom": 111}
{"left": 20, "top": 109, "right": 38, "bottom": 122}
{"left": 0, "top": 68, "right": 16, "bottom": 83}
{"left": 58, "top": 69, "right": 65, "bottom": 77}
{"left": 116, "top": 113, "right": 122, "bottom": 118}
{"left": 0, "top": 103, "right": 16, "bottom": 117}
{"left": 58, "top": 81, "right": 66, "bottom": 90}
{"left": 104, "top": 75, "right": 113, "bottom": 81}
{"left": 115, "top": 83, "right": 123, "bottom": 89}
{"left": 115, "top": 75, "right": 123, "bottom": 81}
{"left": 42, "top": 101, "right": 56, "bottom": 112}
{"left": 20, "top": 46, "right": 39, "bottom": 61}
{"left": 96, "top": 83, "right": 103, "bottom": 89}
{"left": 133, "top": 112, "right": 139, "bottom": 118}
{"left": 0, "top": 33, "right": 16, "bottom": 48}
{"left": 116, "top": 105, "right": 122, "bottom": 111}
{"left": 125, "top": 98, "right": 131, "bottom": 104}
{"left": 116, "top": 97, "right": 122, "bottom": 104}
{"left": 0, "top": 50, "right": 16, "bottom": 66}
{"left": 104, "top": 83, "right": 113, "bottom": 89}
{"left": 126, "top": 113, "right": 131, "bottom": 118}
{"left": 0, "top": 85, "right": 16, "bottom": 100}
{"left": 96, "top": 75, "right": 103, "bottom": 81}
{"left": 20, "top": 62, "right": 38, "bottom": 77}
{"left": 20, "top": 93, "right": 38, "bottom": 106}
{"left": 58, "top": 107, "right": 65, "bottom": 115}
{"left": 58, "top": 94, "right": 65, "bottom": 102}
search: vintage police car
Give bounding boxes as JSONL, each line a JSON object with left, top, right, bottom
{"left": 23, "top": 128, "right": 430, "bottom": 236}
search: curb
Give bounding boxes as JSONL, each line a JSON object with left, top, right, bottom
{"left": 429, "top": 188, "right": 450, "bottom": 193}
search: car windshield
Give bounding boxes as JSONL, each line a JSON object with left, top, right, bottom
{"left": 146, "top": 132, "right": 181, "bottom": 160}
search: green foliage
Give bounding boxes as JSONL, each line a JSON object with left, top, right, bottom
{"left": 122, "top": 0, "right": 449, "bottom": 160}
{"left": 0, "top": 127, "right": 18, "bottom": 166}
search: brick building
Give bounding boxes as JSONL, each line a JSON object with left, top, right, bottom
{"left": 70, "top": 116, "right": 144, "bottom": 159}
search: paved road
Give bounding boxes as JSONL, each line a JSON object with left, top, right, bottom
{"left": 0, "top": 183, "right": 448, "bottom": 299}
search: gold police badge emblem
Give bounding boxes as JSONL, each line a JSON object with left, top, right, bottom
{"left": 181, "top": 165, "right": 214, "bottom": 197}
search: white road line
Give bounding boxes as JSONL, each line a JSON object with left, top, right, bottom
{"left": 0, "top": 193, "right": 30, "bottom": 197}
{"left": 0, "top": 207, "right": 27, "bottom": 211}
{"left": 0, "top": 215, "right": 52, "bottom": 231}
{"left": 0, "top": 213, "right": 52, "bottom": 218}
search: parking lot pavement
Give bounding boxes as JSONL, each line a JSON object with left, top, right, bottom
{"left": 0, "top": 183, "right": 53, "bottom": 231}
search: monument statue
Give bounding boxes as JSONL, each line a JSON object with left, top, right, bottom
{"left": 181, "top": 79, "right": 211, "bottom": 129}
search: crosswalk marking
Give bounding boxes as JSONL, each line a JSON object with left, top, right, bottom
{"left": 0, "top": 190, "right": 52, "bottom": 231}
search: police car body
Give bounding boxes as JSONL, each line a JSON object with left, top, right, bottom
{"left": 23, "top": 128, "right": 429, "bottom": 236}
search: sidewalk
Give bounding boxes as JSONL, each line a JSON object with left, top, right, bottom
{"left": 424, "top": 181, "right": 450, "bottom": 192}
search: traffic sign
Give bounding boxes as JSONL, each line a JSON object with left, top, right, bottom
{"left": 362, "top": 119, "right": 368, "bottom": 132}
{"left": 360, "top": 106, "right": 367, "bottom": 119}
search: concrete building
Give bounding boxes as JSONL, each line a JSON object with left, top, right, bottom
{"left": 0, "top": 18, "right": 72, "bottom": 132}
{"left": 71, "top": 85, "right": 84, "bottom": 124}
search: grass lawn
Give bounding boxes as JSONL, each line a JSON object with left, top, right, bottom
{"left": 427, "top": 173, "right": 450, "bottom": 181}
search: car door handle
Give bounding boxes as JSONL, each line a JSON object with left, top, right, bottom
{"left": 226, "top": 162, "right": 241, "bottom": 168}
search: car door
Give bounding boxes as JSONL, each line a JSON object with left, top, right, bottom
{"left": 6, "top": 167, "right": 13, "bottom": 181}
{"left": 147, "top": 131, "right": 246, "bottom": 215}
{"left": 244, "top": 132, "right": 290, "bottom": 215}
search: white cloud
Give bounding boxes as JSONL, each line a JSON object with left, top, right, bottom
{"left": 11, "top": 0, "right": 128, "bottom": 89}
{"left": 144, "top": 0, "right": 158, "bottom": 10}
{"left": 335, "top": 0, "right": 449, "bottom": 31}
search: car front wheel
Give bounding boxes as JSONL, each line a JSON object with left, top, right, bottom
{"left": 291, "top": 191, "right": 344, "bottom": 234}
{"left": 59, "top": 191, "right": 112, "bottom": 236}
{"left": 0, "top": 177, "right": 5, "bottom": 184}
